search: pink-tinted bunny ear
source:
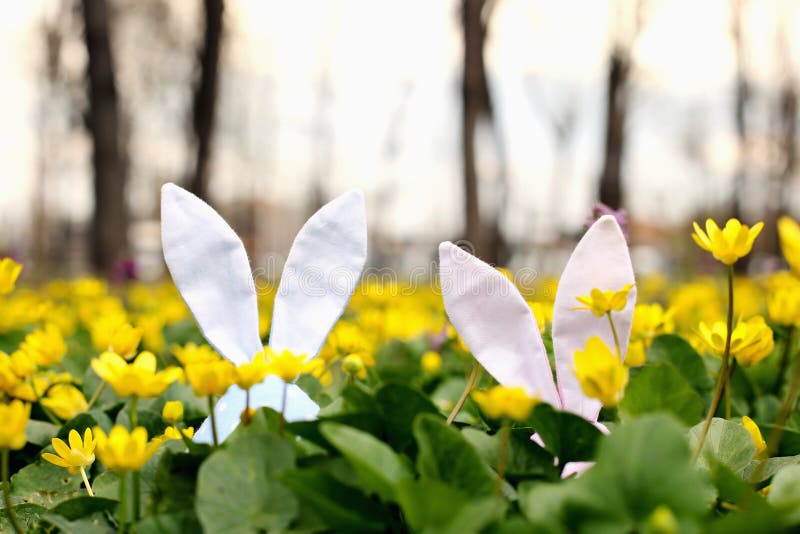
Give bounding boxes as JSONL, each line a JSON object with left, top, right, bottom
{"left": 161, "top": 183, "right": 262, "bottom": 365}
{"left": 269, "top": 190, "right": 368, "bottom": 358}
{"left": 552, "top": 215, "right": 636, "bottom": 421}
{"left": 438, "top": 242, "right": 560, "bottom": 407}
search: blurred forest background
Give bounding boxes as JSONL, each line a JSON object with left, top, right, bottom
{"left": 1, "top": 0, "right": 799, "bottom": 281}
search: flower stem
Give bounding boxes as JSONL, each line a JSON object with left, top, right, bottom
{"left": 447, "top": 364, "right": 482, "bottom": 425}
{"left": 725, "top": 359, "right": 738, "bottom": 419}
{"left": 775, "top": 327, "right": 796, "bottom": 394}
{"left": 117, "top": 472, "right": 127, "bottom": 534}
{"left": 494, "top": 420, "right": 510, "bottom": 497}
{"left": 86, "top": 382, "right": 106, "bottom": 410}
{"left": 278, "top": 382, "right": 288, "bottom": 437}
{"left": 750, "top": 337, "right": 800, "bottom": 485}
{"left": 606, "top": 312, "right": 622, "bottom": 360}
{"left": 1, "top": 449, "right": 24, "bottom": 534}
{"left": 79, "top": 466, "right": 94, "bottom": 497}
{"left": 131, "top": 471, "right": 140, "bottom": 523}
{"left": 208, "top": 395, "right": 218, "bottom": 446}
{"left": 693, "top": 264, "right": 735, "bottom": 463}
{"left": 129, "top": 396, "right": 138, "bottom": 428}
{"left": 39, "top": 405, "right": 61, "bottom": 426}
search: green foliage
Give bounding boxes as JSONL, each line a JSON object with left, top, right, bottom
{"left": 619, "top": 362, "right": 705, "bottom": 425}
{"left": 195, "top": 433, "right": 299, "bottom": 533}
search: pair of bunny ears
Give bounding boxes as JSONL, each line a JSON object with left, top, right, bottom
{"left": 160, "top": 184, "right": 368, "bottom": 443}
{"left": 439, "top": 215, "right": 636, "bottom": 424}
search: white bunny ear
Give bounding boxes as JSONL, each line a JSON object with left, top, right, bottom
{"left": 268, "top": 190, "right": 368, "bottom": 358}
{"left": 552, "top": 215, "right": 636, "bottom": 421}
{"left": 161, "top": 183, "right": 262, "bottom": 365}
{"left": 438, "top": 242, "right": 561, "bottom": 407}
{"left": 193, "top": 378, "right": 320, "bottom": 444}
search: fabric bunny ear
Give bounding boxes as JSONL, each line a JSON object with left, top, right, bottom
{"left": 438, "top": 242, "right": 560, "bottom": 407}
{"left": 268, "top": 190, "right": 368, "bottom": 358}
{"left": 193, "top": 377, "right": 320, "bottom": 444}
{"left": 161, "top": 183, "right": 262, "bottom": 365}
{"left": 552, "top": 215, "right": 636, "bottom": 421}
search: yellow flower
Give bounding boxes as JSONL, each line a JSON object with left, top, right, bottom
{"left": 0, "top": 258, "right": 22, "bottom": 295}
{"left": 527, "top": 301, "right": 553, "bottom": 333}
{"left": 90, "top": 314, "right": 142, "bottom": 359}
{"left": 573, "top": 336, "right": 629, "bottom": 408}
{"left": 158, "top": 426, "right": 194, "bottom": 442}
{"left": 20, "top": 323, "right": 66, "bottom": 366}
{"left": 766, "top": 272, "right": 800, "bottom": 326}
{"left": 263, "top": 348, "right": 313, "bottom": 383}
{"left": 0, "top": 400, "right": 30, "bottom": 449}
{"left": 574, "top": 284, "right": 634, "bottom": 317}
{"left": 0, "top": 352, "right": 20, "bottom": 393}
{"left": 235, "top": 352, "right": 270, "bottom": 391}
{"left": 741, "top": 416, "right": 766, "bottom": 457}
{"left": 631, "top": 303, "right": 674, "bottom": 342}
{"left": 9, "top": 350, "right": 35, "bottom": 379}
{"left": 471, "top": 385, "right": 539, "bottom": 421}
{"left": 172, "top": 342, "right": 221, "bottom": 366}
{"left": 691, "top": 218, "right": 763, "bottom": 265}
{"left": 625, "top": 339, "right": 647, "bottom": 368}
{"left": 421, "top": 351, "right": 442, "bottom": 374}
{"left": 778, "top": 216, "right": 800, "bottom": 275}
{"left": 136, "top": 313, "right": 165, "bottom": 354}
{"left": 94, "top": 425, "right": 161, "bottom": 473}
{"left": 185, "top": 358, "right": 236, "bottom": 397}
{"left": 41, "top": 384, "right": 88, "bottom": 421}
{"left": 161, "top": 400, "right": 184, "bottom": 423}
{"left": 342, "top": 353, "right": 366, "bottom": 378}
{"left": 91, "top": 351, "right": 183, "bottom": 398}
{"left": 698, "top": 316, "right": 775, "bottom": 367}
{"left": 42, "top": 428, "right": 96, "bottom": 474}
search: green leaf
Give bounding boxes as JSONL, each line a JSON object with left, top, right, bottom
{"left": 574, "top": 414, "right": 715, "bottom": 527}
{"left": 319, "top": 422, "right": 412, "bottom": 501}
{"left": 647, "top": 334, "right": 714, "bottom": 390}
{"left": 619, "top": 362, "right": 705, "bottom": 425}
{"left": 287, "top": 412, "right": 384, "bottom": 452}
{"left": 413, "top": 413, "right": 496, "bottom": 496}
{"left": 462, "top": 427, "right": 558, "bottom": 481}
{"left": 296, "top": 374, "right": 333, "bottom": 408}
{"left": 525, "top": 403, "right": 603, "bottom": 465}
{"left": 281, "top": 468, "right": 390, "bottom": 532}
{"left": 195, "top": 434, "right": 298, "bottom": 533}
{"left": 688, "top": 417, "right": 756, "bottom": 474}
{"left": 26, "top": 419, "right": 59, "bottom": 446}
{"left": 39, "top": 511, "right": 115, "bottom": 533}
{"left": 740, "top": 456, "right": 800, "bottom": 483}
{"left": 0, "top": 503, "right": 46, "bottom": 532}
{"left": 10, "top": 460, "right": 83, "bottom": 507}
{"left": 767, "top": 464, "right": 800, "bottom": 524}
{"left": 376, "top": 383, "right": 441, "bottom": 452}
{"left": 150, "top": 450, "right": 203, "bottom": 515}
{"left": 395, "top": 478, "right": 506, "bottom": 534}
{"left": 134, "top": 511, "right": 202, "bottom": 533}
{"left": 517, "top": 480, "right": 579, "bottom": 531}
{"left": 50, "top": 496, "right": 118, "bottom": 520}
{"left": 57, "top": 411, "right": 113, "bottom": 441}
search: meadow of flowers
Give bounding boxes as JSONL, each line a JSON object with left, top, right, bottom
{"left": 3, "top": 186, "right": 800, "bottom": 532}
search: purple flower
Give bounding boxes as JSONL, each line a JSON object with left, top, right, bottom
{"left": 585, "top": 203, "right": 628, "bottom": 241}
{"left": 110, "top": 257, "right": 138, "bottom": 284}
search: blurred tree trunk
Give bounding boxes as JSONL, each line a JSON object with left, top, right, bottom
{"left": 461, "top": 0, "right": 506, "bottom": 265}
{"left": 730, "top": 0, "right": 749, "bottom": 223}
{"left": 82, "top": 0, "right": 128, "bottom": 273}
{"left": 598, "top": 50, "right": 630, "bottom": 210}
{"left": 188, "top": 0, "right": 224, "bottom": 201}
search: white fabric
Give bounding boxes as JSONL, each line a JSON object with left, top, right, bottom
{"left": 161, "top": 183, "right": 262, "bottom": 366}
{"left": 161, "top": 184, "right": 367, "bottom": 443}
{"left": 552, "top": 215, "right": 636, "bottom": 421}
{"left": 439, "top": 242, "right": 560, "bottom": 407}
{"left": 270, "top": 190, "right": 368, "bottom": 358}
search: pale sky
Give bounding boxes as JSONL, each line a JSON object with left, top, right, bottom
{"left": 1, "top": 0, "right": 798, "bottom": 254}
